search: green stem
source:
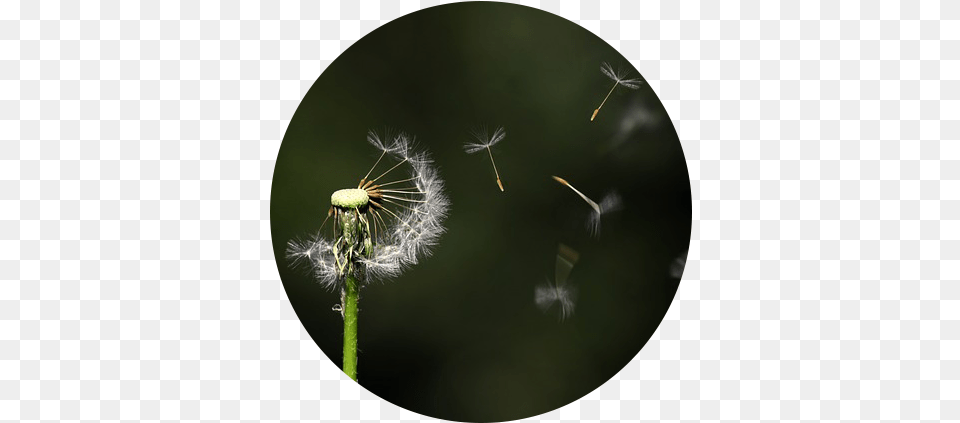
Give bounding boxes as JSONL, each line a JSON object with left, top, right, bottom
{"left": 342, "top": 273, "right": 359, "bottom": 380}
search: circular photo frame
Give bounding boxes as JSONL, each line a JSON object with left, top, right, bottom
{"left": 271, "top": 3, "right": 691, "bottom": 421}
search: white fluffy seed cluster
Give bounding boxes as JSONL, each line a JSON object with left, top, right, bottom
{"left": 286, "top": 131, "right": 450, "bottom": 290}
{"left": 286, "top": 236, "right": 340, "bottom": 288}
{"left": 358, "top": 133, "right": 450, "bottom": 283}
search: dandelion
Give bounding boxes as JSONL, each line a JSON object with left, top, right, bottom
{"left": 535, "top": 244, "right": 580, "bottom": 321}
{"left": 591, "top": 62, "right": 643, "bottom": 122}
{"left": 286, "top": 130, "right": 450, "bottom": 380}
{"left": 535, "top": 281, "right": 577, "bottom": 321}
{"left": 463, "top": 126, "right": 506, "bottom": 192}
{"left": 670, "top": 250, "right": 687, "bottom": 279}
{"left": 551, "top": 175, "right": 622, "bottom": 237}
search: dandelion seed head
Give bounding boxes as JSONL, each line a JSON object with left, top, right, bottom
{"left": 331, "top": 188, "right": 369, "bottom": 209}
{"left": 288, "top": 130, "right": 449, "bottom": 289}
{"left": 600, "top": 62, "right": 643, "bottom": 90}
{"left": 360, "top": 145, "right": 448, "bottom": 282}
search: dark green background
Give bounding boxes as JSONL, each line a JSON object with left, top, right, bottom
{"left": 271, "top": 2, "right": 690, "bottom": 422}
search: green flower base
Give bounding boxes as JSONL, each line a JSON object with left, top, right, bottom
{"left": 331, "top": 188, "right": 369, "bottom": 209}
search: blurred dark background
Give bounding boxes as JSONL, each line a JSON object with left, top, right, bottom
{"left": 270, "top": 2, "right": 690, "bottom": 422}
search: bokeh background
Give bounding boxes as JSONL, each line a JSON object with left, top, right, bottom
{"left": 271, "top": 3, "right": 690, "bottom": 421}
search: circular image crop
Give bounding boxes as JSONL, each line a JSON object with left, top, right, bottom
{"left": 271, "top": 2, "right": 690, "bottom": 422}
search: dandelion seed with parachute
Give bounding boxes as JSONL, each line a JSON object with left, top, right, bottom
{"left": 551, "top": 175, "right": 622, "bottom": 237}
{"left": 591, "top": 62, "right": 643, "bottom": 122}
{"left": 535, "top": 281, "right": 577, "bottom": 321}
{"left": 535, "top": 244, "right": 580, "bottom": 321}
{"left": 285, "top": 130, "right": 450, "bottom": 381}
{"left": 463, "top": 126, "right": 506, "bottom": 192}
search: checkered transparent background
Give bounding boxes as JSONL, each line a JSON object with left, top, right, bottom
{"left": 3, "top": 0, "right": 954, "bottom": 421}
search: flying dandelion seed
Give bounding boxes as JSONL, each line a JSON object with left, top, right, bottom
{"left": 536, "top": 244, "right": 581, "bottom": 321}
{"left": 591, "top": 62, "right": 643, "bottom": 122}
{"left": 286, "top": 130, "right": 450, "bottom": 380}
{"left": 535, "top": 280, "right": 577, "bottom": 321}
{"left": 551, "top": 175, "right": 622, "bottom": 237}
{"left": 670, "top": 250, "right": 687, "bottom": 279}
{"left": 463, "top": 126, "right": 506, "bottom": 192}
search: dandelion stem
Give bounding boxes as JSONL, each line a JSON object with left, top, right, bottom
{"left": 486, "top": 146, "right": 504, "bottom": 191}
{"left": 592, "top": 81, "right": 619, "bottom": 122}
{"left": 342, "top": 272, "right": 359, "bottom": 381}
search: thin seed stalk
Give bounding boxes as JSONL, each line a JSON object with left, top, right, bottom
{"left": 486, "top": 146, "right": 504, "bottom": 192}
{"left": 592, "top": 80, "right": 619, "bottom": 121}
{"left": 342, "top": 272, "right": 359, "bottom": 381}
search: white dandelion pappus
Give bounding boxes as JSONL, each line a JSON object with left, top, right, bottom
{"left": 463, "top": 126, "right": 506, "bottom": 192}
{"left": 463, "top": 126, "right": 505, "bottom": 153}
{"left": 591, "top": 61, "right": 643, "bottom": 122}
{"left": 286, "top": 235, "right": 339, "bottom": 288}
{"left": 360, "top": 133, "right": 450, "bottom": 282}
{"left": 535, "top": 280, "right": 577, "bottom": 322}
{"left": 600, "top": 62, "right": 643, "bottom": 89}
{"left": 536, "top": 244, "right": 581, "bottom": 322}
